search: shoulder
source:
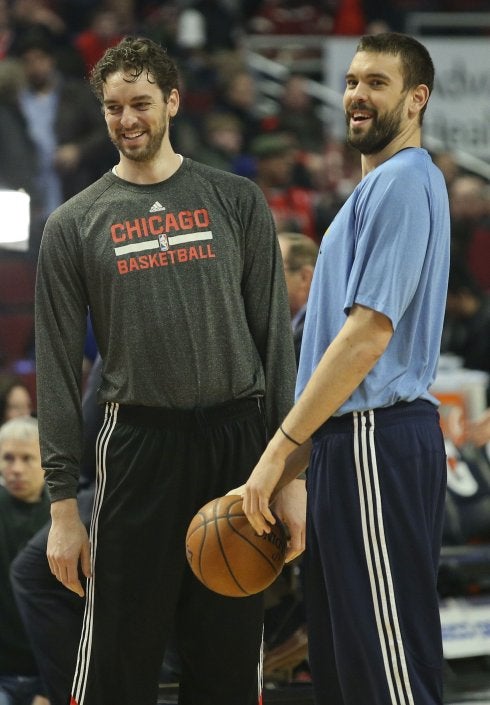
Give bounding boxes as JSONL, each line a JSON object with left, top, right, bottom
{"left": 186, "top": 159, "right": 264, "bottom": 200}
{"left": 46, "top": 173, "right": 114, "bottom": 227}
{"left": 0, "top": 485, "right": 10, "bottom": 509}
{"left": 361, "top": 149, "right": 436, "bottom": 200}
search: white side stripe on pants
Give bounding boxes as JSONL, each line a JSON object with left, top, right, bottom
{"left": 353, "top": 410, "right": 414, "bottom": 705}
{"left": 71, "top": 402, "right": 119, "bottom": 705}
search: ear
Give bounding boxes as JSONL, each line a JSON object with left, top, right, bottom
{"left": 300, "top": 264, "right": 315, "bottom": 288}
{"left": 167, "top": 88, "right": 180, "bottom": 118}
{"left": 409, "top": 83, "right": 429, "bottom": 119}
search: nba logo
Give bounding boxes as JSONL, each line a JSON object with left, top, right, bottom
{"left": 158, "top": 233, "right": 169, "bottom": 251}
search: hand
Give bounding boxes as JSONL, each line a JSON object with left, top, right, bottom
{"left": 271, "top": 479, "right": 306, "bottom": 562}
{"left": 47, "top": 498, "right": 91, "bottom": 597}
{"left": 242, "top": 445, "right": 287, "bottom": 536}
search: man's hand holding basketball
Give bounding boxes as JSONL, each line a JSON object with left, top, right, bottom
{"left": 242, "top": 432, "right": 311, "bottom": 537}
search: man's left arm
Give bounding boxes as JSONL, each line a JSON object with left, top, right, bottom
{"left": 240, "top": 182, "right": 301, "bottom": 542}
{"left": 243, "top": 304, "right": 394, "bottom": 535}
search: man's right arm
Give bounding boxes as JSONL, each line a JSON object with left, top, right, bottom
{"left": 35, "top": 213, "right": 88, "bottom": 501}
{"left": 36, "top": 213, "right": 91, "bottom": 592}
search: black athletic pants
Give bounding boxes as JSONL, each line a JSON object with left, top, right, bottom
{"left": 71, "top": 398, "right": 266, "bottom": 705}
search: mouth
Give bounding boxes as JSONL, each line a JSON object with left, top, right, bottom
{"left": 120, "top": 130, "right": 146, "bottom": 143}
{"left": 349, "top": 110, "right": 373, "bottom": 127}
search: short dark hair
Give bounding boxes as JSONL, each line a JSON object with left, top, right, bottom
{"left": 279, "top": 232, "right": 319, "bottom": 270}
{"left": 89, "top": 36, "right": 179, "bottom": 103}
{"left": 356, "top": 32, "right": 434, "bottom": 118}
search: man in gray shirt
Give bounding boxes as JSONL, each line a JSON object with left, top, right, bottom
{"left": 35, "top": 36, "right": 304, "bottom": 705}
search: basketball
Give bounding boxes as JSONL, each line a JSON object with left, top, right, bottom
{"left": 185, "top": 494, "right": 288, "bottom": 598}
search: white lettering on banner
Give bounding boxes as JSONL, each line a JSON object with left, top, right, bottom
{"left": 440, "top": 597, "right": 490, "bottom": 659}
{"left": 324, "top": 38, "right": 490, "bottom": 159}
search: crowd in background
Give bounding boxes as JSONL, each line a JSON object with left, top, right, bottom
{"left": 0, "top": 1, "right": 490, "bottom": 700}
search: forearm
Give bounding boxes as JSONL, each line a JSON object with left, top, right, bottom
{"left": 271, "top": 441, "right": 311, "bottom": 498}
{"left": 273, "top": 305, "right": 393, "bottom": 454}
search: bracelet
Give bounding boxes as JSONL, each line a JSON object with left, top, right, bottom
{"left": 279, "top": 424, "right": 302, "bottom": 446}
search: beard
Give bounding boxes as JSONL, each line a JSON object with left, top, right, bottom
{"left": 110, "top": 121, "right": 167, "bottom": 162}
{"left": 345, "top": 95, "right": 406, "bottom": 155}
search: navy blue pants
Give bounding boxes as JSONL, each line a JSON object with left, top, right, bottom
{"left": 305, "top": 400, "right": 447, "bottom": 705}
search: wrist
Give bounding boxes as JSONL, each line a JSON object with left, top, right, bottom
{"left": 51, "top": 497, "right": 79, "bottom": 520}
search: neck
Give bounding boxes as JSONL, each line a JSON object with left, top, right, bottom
{"left": 361, "top": 125, "right": 421, "bottom": 177}
{"left": 115, "top": 150, "right": 183, "bottom": 184}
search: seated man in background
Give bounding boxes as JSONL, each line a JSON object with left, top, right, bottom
{"left": 278, "top": 231, "right": 319, "bottom": 365}
{"left": 0, "top": 416, "right": 50, "bottom": 705}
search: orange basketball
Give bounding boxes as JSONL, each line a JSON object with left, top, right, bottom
{"left": 185, "top": 494, "right": 288, "bottom": 597}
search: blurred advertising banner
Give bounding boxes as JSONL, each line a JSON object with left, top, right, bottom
{"left": 430, "top": 356, "right": 488, "bottom": 448}
{"left": 0, "top": 190, "right": 30, "bottom": 252}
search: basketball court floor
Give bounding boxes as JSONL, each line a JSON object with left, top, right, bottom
{"left": 157, "top": 661, "right": 490, "bottom": 704}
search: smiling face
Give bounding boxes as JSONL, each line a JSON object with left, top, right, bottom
{"left": 102, "top": 70, "right": 179, "bottom": 163}
{"left": 343, "top": 51, "right": 411, "bottom": 156}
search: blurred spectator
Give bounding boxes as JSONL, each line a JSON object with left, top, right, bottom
{"left": 137, "top": 1, "right": 181, "bottom": 55}
{"left": 466, "top": 408, "right": 490, "bottom": 448}
{"left": 73, "top": 7, "right": 125, "bottom": 76}
{"left": 8, "top": 0, "right": 84, "bottom": 76}
{"left": 178, "top": 0, "right": 241, "bottom": 53}
{"left": 278, "top": 231, "right": 319, "bottom": 364}
{"left": 273, "top": 73, "right": 327, "bottom": 154}
{"left": 307, "top": 140, "right": 360, "bottom": 234}
{"left": 0, "top": 416, "right": 50, "bottom": 705}
{"left": 193, "top": 112, "right": 255, "bottom": 176}
{"left": 0, "top": 0, "right": 14, "bottom": 59}
{"left": 215, "top": 67, "right": 264, "bottom": 151}
{"left": 14, "top": 31, "right": 117, "bottom": 255}
{"left": 0, "top": 375, "right": 33, "bottom": 425}
{"left": 441, "top": 261, "right": 490, "bottom": 399}
{"left": 248, "top": 0, "right": 333, "bottom": 34}
{"left": 252, "top": 132, "right": 321, "bottom": 242}
{"left": 433, "top": 150, "right": 460, "bottom": 190}
{"left": 0, "top": 58, "right": 44, "bottom": 241}
{"left": 449, "top": 173, "right": 490, "bottom": 292}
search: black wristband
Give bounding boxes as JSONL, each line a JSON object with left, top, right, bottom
{"left": 279, "top": 424, "right": 302, "bottom": 446}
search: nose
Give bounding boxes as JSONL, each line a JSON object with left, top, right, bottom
{"left": 119, "top": 106, "right": 138, "bottom": 128}
{"left": 350, "top": 82, "right": 368, "bottom": 103}
{"left": 10, "top": 457, "right": 26, "bottom": 474}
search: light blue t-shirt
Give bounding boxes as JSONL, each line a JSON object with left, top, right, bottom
{"left": 296, "top": 147, "right": 450, "bottom": 413}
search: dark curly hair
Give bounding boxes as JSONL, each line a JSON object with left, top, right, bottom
{"left": 89, "top": 36, "right": 179, "bottom": 103}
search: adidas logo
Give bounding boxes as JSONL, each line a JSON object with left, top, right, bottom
{"left": 149, "top": 201, "right": 165, "bottom": 212}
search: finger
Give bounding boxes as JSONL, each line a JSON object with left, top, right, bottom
{"left": 80, "top": 542, "right": 92, "bottom": 579}
{"left": 64, "top": 579, "right": 85, "bottom": 597}
{"left": 243, "top": 495, "right": 273, "bottom": 535}
{"left": 285, "top": 547, "right": 305, "bottom": 563}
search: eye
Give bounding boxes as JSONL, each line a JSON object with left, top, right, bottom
{"left": 105, "top": 104, "right": 121, "bottom": 115}
{"left": 346, "top": 79, "right": 357, "bottom": 89}
{"left": 135, "top": 102, "right": 151, "bottom": 111}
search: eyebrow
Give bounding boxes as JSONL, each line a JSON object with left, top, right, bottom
{"left": 345, "top": 71, "right": 391, "bottom": 81}
{"left": 103, "top": 94, "right": 154, "bottom": 105}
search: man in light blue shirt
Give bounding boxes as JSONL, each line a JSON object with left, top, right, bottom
{"left": 241, "top": 32, "right": 450, "bottom": 705}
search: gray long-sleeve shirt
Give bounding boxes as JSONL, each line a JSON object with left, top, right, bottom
{"left": 35, "top": 159, "right": 296, "bottom": 501}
